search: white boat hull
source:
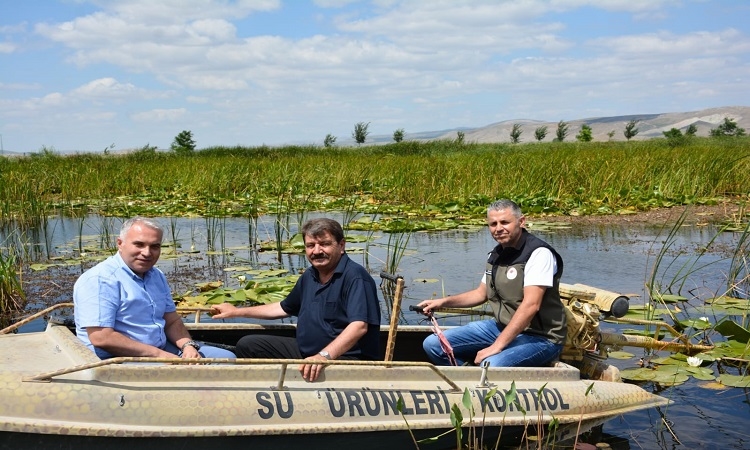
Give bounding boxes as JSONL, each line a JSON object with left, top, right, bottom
{"left": 0, "top": 322, "right": 669, "bottom": 447}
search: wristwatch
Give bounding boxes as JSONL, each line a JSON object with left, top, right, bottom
{"left": 181, "top": 340, "right": 201, "bottom": 351}
{"left": 318, "top": 350, "right": 331, "bottom": 360}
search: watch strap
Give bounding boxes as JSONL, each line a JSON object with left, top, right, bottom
{"left": 181, "top": 340, "right": 201, "bottom": 351}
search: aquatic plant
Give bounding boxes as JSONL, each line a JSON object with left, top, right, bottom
{"left": 2, "top": 139, "right": 748, "bottom": 228}
{"left": 0, "top": 248, "right": 25, "bottom": 318}
{"left": 383, "top": 219, "right": 412, "bottom": 274}
{"left": 396, "top": 397, "right": 420, "bottom": 449}
{"left": 616, "top": 206, "right": 750, "bottom": 388}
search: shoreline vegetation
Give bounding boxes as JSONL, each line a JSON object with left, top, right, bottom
{"left": 0, "top": 138, "right": 748, "bottom": 228}
{"left": 1, "top": 138, "right": 749, "bottom": 393}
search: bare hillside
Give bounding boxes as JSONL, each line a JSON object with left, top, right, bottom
{"left": 434, "top": 106, "right": 750, "bottom": 143}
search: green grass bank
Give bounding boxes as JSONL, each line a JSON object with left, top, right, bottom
{"left": 1, "top": 138, "right": 748, "bottom": 224}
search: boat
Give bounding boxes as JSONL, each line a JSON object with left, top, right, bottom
{"left": 0, "top": 276, "right": 677, "bottom": 449}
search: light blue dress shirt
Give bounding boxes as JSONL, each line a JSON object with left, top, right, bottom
{"left": 74, "top": 253, "right": 175, "bottom": 359}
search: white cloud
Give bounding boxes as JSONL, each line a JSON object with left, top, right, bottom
{"left": 589, "top": 29, "right": 750, "bottom": 58}
{"left": 4, "top": 0, "right": 747, "bottom": 151}
{"left": 0, "top": 42, "right": 16, "bottom": 53}
{"left": 40, "top": 93, "right": 65, "bottom": 107}
{"left": 71, "top": 78, "right": 139, "bottom": 98}
{"left": 89, "top": 0, "right": 281, "bottom": 22}
{"left": 0, "top": 81, "right": 41, "bottom": 90}
{"left": 131, "top": 108, "right": 187, "bottom": 122}
{"left": 314, "top": 0, "right": 361, "bottom": 7}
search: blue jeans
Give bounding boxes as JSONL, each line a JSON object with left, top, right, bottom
{"left": 423, "top": 319, "right": 562, "bottom": 367}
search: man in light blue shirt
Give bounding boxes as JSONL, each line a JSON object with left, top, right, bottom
{"left": 74, "top": 217, "right": 235, "bottom": 360}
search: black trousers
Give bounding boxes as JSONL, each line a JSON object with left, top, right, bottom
{"left": 234, "top": 334, "right": 361, "bottom": 360}
{"left": 235, "top": 335, "right": 302, "bottom": 359}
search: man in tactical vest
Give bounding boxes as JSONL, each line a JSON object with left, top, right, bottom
{"left": 417, "top": 199, "right": 566, "bottom": 367}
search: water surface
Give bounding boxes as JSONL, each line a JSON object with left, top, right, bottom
{"left": 7, "top": 213, "right": 749, "bottom": 449}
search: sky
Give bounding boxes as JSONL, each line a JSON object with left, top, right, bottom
{"left": 1, "top": 0, "right": 748, "bottom": 153}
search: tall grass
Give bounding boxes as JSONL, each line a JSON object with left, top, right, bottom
{"left": 1, "top": 138, "right": 748, "bottom": 223}
{"left": 0, "top": 247, "right": 25, "bottom": 317}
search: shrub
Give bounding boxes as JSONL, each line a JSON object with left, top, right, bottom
{"left": 509, "top": 124, "right": 523, "bottom": 144}
{"left": 324, "top": 134, "right": 337, "bottom": 148}
{"left": 534, "top": 126, "right": 548, "bottom": 142}
{"left": 710, "top": 117, "right": 746, "bottom": 137}
{"left": 624, "top": 120, "right": 639, "bottom": 141}
{"left": 576, "top": 124, "right": 593, "bottom": 142}
{"left": 555, "top": 121, "right": 569, "bottom": 142}
{"left": 352, "top": 122, "right": 370, "bottom": 145}
{"left": 171, "top": 130, "right": 196, "bottom": 154}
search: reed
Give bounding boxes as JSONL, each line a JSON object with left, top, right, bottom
{"left": 0, "top": 245, "right": 25, "bottom": 317}
{"left": 1, "top": 139, "right": 748, "bottom": 226}
{"left": 384, "top": 224, "right": 412, "bottom": 274}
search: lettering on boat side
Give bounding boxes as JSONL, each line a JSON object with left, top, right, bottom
{"left": 253, "top": 387, "right": 570, "bottom": 420}
{"left": 476, "top": 387, "right": 571, "bottom": 413}
{"left": 256, "top": 392, "right": 294, "bottom": 419}
{"left": 325, "top": 388, "right": 451, "bottom": 418}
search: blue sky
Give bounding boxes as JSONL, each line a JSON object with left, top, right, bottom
{"left": 1, "top": 0, "right": 748, "bottom": 153}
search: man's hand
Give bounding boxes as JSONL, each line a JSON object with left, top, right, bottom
{"left": 180, "top": 345, "right": 202, "bottom": 360}
{"left": 299, "top": 354, "right": 329, "bottom": 382}
{"left": 416, "top": 298, "right": 445, "bottom": 315}
{"left": 209, "top": 303, "right": 237, "bottom": 319}
{"left": 475, "top": 346, "right": 502, "bottom": 365}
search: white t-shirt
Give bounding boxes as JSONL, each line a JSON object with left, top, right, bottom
{"left": 481, "top": 247, "right": 557, "bottom": 287}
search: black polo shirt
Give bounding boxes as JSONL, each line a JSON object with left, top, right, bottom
{"left": 280, "top": 253, "right": 381, "bottom": 359}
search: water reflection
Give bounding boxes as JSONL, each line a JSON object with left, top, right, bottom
{"left": 4, "top": 213, "right": 749, "bottom": 450}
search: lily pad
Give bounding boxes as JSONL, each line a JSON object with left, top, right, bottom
{"left": 677, "top": 317, "right": 712, "bottom": 330}
{"left": 714, "top": 319, "right": 750, "bottom": 344}
{"left": 684, "top": 367, "right": 715, "bottom": 381}
{"left": 718, "top": 374, "right": 750, "bottom": 388}
{"left": 413, "top": 278, "right": 440, "bottom": 284}
{"left": 620, "top": 368, "right": 656, "bottom": 381}
{"left": 699, "top": 381, "right": 730, "bottom": 390}
{"left": 196, "top": 281, "right": 223, "bottom": 291}
{"left": 29, "top": 263, "right": 60, "bottom": 271}
{"left": 653, "top": 293, "right": 688, "bottom": 303}
{"left": 608, "top": 351, "right": 635, "bottom": 360}
{"left": 224, "top": 266, "right": 253, "bottom": 272}
{"left": 651, "top": 371, "right": 690, "bottom": 386}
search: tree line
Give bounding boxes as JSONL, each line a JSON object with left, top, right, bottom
{"left": 106, "top": 116, "right": 750, "bottom": 156}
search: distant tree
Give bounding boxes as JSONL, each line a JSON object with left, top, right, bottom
{"left": 607, "top": 130, "right": 615, "bottom": 140}
{"left": 456, "top": 131, "right": 465, "bottom": 144}
{"left": 576, "top": 124, "right": 593, "bottom": 142}
{"left": 171, "top": 130, "right": 196, "bottom": 154}
{"left": 393, "top": 128, "right": 405, "bottom": 143}
{"left": 103, "top": 143, "right": 115, "bottom": 155}
{"left": 135, "top": 143, "right": 158, "bottom": 155}
{"left": 710, "top": 117, "right": 746, "bottom": 137}
{"left": 534, "top": 125, "right": 548, "bottom": 142}
{"left": 32, "top": 145, "right": 58, "bottom": 159}
{"left": 685, "top": 124, "right": 698, "bottom": 136}
{"left": 352, "top": 122, "right": 370, "bottom": 145}
{"left": 623, "top": 120, "right": 639, "bottom": 141}
{"left": 662, "top": 128, "right": 685, "bottom": 147}
{"left": 555, "top": 120, "right": 569, "bottom": 142}
{"left": 509, "top": 124, "right": 523, "bottom": 144}
{"left": 323, "top": 134, "right": 337, "bottom": 148}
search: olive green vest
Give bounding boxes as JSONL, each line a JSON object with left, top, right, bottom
{"left": 485, "top": 230, "right": 566, "bottom": 344}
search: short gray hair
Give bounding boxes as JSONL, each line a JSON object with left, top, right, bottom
{"left": 487, "top": 199, "right": 523, "bottom": 218}
{"left": 119, "top": 217, "right": 164, "bottom": 241}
